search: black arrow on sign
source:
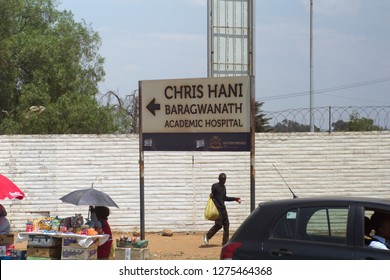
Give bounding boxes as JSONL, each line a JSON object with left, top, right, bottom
{"left": 146, "top": 98, "right": 161, "bottom": 116}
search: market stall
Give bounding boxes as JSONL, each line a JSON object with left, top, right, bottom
{"left": 12, "top": 213, "right": 110, "bottom": 260}
{"left": 0, "top": 174, "right": 25, "bottom": 259}
{"left": 16, "top": 231, "right": 109, "bottom": 260}
{"left": 2, "top": 184, "right": 121, "bottom": 260}
{"left": 0, "top": 234, "right": 16, "bottom": 260}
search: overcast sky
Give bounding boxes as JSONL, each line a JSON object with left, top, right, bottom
{"left": 58, "top": 0, "right": 390, "bottom": 112}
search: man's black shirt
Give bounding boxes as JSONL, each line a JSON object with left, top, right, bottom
{"left": 211, "top": 182, "right": 236, "bottom": 210}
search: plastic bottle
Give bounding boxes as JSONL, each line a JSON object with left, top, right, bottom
{"left": 51, "top": 216, "right": 61, "bottom": 232}
{"left": 25, "top": 220, "right": 34, "bottom": 232}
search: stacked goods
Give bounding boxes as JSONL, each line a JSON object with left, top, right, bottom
{"left": 61, "top": 237, "right": 98, "bottom": 260}
{"left": 22, "top": 214, "right": 105, "bottom": 260}
{"left": 26, "top": 246, "right": 61, "bottom": 260}
{"left": 114, "top": 235, "right": 149, "bottom": 260}
{"left": 0, "top": 234, "right": 15, "bottom": 260}
{"left": 33, "top": 217, "right": 53, "bottom": 231}
{"left": 114, "top": 247, "right": 149, "bottom": 260}
{"left": 70, "top": 214, "right": 84, "bottom": 229}
{"left": 11, "top": 249, "right": 27, "bottom": 260}
{"left": 116, "top": 235, "right": 148, "bottom": 248}
{"left": 26, "top": 214, "right": 98, "bottom": 236}
{"left": 27, "top": 234, "right": 62, "bottom": 247}
{"left": 28, "top": 217, "right": 63, "bottom": 233}
{"left": 26, "top": 235, "right": 62, "bottom": 260}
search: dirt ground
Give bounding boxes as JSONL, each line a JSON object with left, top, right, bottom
{"left": 113, "top": 231, "right": 223, "bottom": 260}
{"left": 14, "top": 231, "right": 223, "bottom": 260}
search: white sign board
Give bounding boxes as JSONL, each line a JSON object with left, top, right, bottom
{"left": 140, "top": 76, "right": 250, "bottom": 134}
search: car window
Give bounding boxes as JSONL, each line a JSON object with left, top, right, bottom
{"left": 304, "top": 208, "right": 348, "bottom": 238}
{"left": 270, "top": 207, "right": 349, "bottom": 244}
{"left": 270, "top": 209, "right": 297, "bottom": 239}
{"left": 364, "top": 208, "right": 390, "bottom": 248}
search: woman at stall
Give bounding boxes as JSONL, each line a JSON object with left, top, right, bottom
{"left": 90, "top": 206, "right": 113, "bottom": 260}
{"left": 0, "top": 204, "right": 11, "bottom": 234}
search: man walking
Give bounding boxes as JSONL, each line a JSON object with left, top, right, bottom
{"left": 204, "top": 173, "right": 241, "bottom": 246}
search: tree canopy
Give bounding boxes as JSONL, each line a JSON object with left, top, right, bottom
{"left": 0, "top": 0, "right": 122, "bottom": 134}
{"left": 332, "top": 112, "right": 383, "bottom": 132}
{"left": 273, "top": 119, "right": 320, "bottom": 132}
{"left": 255, "top": 101, "right": 272, "bottom": 132}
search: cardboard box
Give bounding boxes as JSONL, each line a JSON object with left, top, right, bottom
{"left": 114, "top": 248, "right": 150, "bottom": 260}
{"left": 26, "top": 256, "right": 60, "bottom": 260}
{"left": 27, "top": 246, "right": 61, "bottom": 259}
{"left": 0, "top": 245, "right": 15, "bottom": 257}
{"left": 28, "top": 234, "right": 62, "bottom": 247}
{"left": 116, "top": 239, "right": 148, "bottom": 248}
{"left": 0, "top": 246, "right": 6, "bottom": 257}
{"left": 62, "top": 237, "right": 98, "bottom": 250}
{"left": 0, "top": 234, "right": 14, "bottom": 245}
{"left": 61, "top": 248, "right": 98, "bottom": 260}
{"left": 11, "top": 249, "right": 27, "bottom": 260}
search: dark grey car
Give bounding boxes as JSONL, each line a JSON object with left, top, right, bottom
{"left": 221, "top": 197, "right": 390, "bottom": 260}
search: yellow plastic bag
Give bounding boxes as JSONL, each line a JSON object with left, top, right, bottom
{"left": 204, "top": 197, "right": 219, "bottom": 221}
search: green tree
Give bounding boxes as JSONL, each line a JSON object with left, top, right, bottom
{"left": 255, "top": 101, "right": 272, "bottom": 132}
{"left": 273, "top": 119, "right": 320, "bottom": 132}
{"left": 348, "top": 112, "right": 382, "bottom": 131}
{"left": 99, "top": 90, "right": 137, "bottom": 134}
{"left": 332, "top": 113, "right": 383, "bottom": 132}
{"left": 0, "top": 0, "right": 118, "bottom": 134}
{"left": 332, "top": 120, "right": 349, "bottom": 131}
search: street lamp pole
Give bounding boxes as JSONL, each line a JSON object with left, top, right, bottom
{"left": 309, "top": 0, "right": 314, "bottom": 132}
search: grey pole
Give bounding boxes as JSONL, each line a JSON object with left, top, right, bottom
{"left": 138, "top": 81, "right": 145, "bottom": 240}
{"left": 207, "top": 0, "right": 213, "bottom": 77}
{"left": 249, "top": 0, "right": 256, "bottom": 212}
{"left": 310, "top": 0, "right": 314, "bottom": 132}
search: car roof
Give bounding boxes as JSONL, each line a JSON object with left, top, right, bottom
{"left": 258, "top": 196, "right": 390, "bottom": 208}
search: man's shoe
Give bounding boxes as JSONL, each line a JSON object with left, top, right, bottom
{"left": 203, "top": 233, "right": 209, "bottom": 245}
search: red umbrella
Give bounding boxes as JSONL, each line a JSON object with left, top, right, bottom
{"left": 0, "top": 174, "right": 25, "bottom": 200}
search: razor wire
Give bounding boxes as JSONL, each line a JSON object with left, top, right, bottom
{"left": 263, "top": 106, "right": 390, "bottom": 132}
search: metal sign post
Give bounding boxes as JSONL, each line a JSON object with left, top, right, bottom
{"left": 208, "top": 0, "right": 256, "bottom": 212}
{"left": 250, "top": 76, "right": 256, "bottom": 212}
{"left": 138, "top": 81, "right": 145, "bottom": 240}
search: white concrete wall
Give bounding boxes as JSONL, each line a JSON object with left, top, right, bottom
{"left": 256, "top": 132, "right": 390, "bottom": 200}
{"left": 1, "top": 132, "right": 389, "bottom": 233}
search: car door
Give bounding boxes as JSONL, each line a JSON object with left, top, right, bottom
{"left": 353, "top": 204, "right": 390, "bottom": 260}
{"left": 262, "top": 206, "right": 354, "bottom": 260}
{"left": 354, "top": 246, "right": 390, "bottom": 260}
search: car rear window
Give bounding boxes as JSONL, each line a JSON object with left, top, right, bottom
{"left": 305, "top": 208, "right": 348, "bottom": 238}
{"left": 270, "top": 207, "right": 349, "bottom": 244}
